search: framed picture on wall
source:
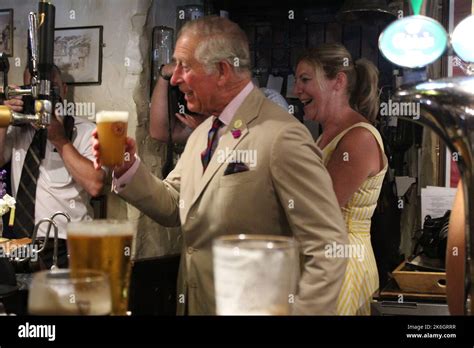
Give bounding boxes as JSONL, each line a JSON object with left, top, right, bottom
{"left": 54, "top": 26, "right": 103, "bottom": 85}
{"left": 0, "top": 9, "right": 13, "bottom": 57}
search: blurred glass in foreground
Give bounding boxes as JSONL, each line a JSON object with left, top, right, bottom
{"left": 213, "top": 234, "right": 299, "bottom": 315}
{"left": 28, "top": 269, "right": 111, "bottom": 315}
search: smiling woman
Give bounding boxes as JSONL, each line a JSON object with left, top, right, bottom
{"left": 294, "top": 43, "right": 386, "bottom": 316}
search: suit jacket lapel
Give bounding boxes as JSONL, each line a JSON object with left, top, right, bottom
{"left": 185, "top": 87, "right": 264, "bottom": 220}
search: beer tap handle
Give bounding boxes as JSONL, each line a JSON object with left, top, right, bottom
{"left": 35, "top": 99, "right": 52, "bottom": 128}
{"left": 5, "top": 87, "right": 33, "bottom": 98}
{"left": 37, "top": 0, "right": 55, "bottom": 94}
{"left": 0, "top": 100, "right": 51, "bottom": 128}
{"left": 0, "top": 106, "right": 12, "bottom": 128}
{"left": 28, "top": 12, "right": 39, "bottom": 80}
{"left": 0, "top": 106, "right": 42, "bottom": 128}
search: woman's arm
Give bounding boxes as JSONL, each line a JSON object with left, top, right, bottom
{"left": 325, "top": 127, "right": 383, "bottom": 207}
{"left": 149, "top": 63, "right": 206, "bottom": 144}
{"left": 149, "top": 64, "right": 174, "bottom": 142}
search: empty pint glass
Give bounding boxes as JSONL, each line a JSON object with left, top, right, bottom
{"left": 96, "top": 111, "right": 128, "bottom": 167}
{"left": 67, "top": 220, "right": 135, "bottom": 315}
{"left": 28, "top": 269, "right": 112, "bottom": 315}
{"left": 213, "top": 234, "right": 299, "bottom": 315}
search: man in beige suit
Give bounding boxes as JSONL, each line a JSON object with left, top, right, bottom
{"left": 93, "top": 16, "right": 348, "bottom": 315}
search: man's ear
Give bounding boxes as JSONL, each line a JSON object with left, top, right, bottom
{"left": 216, "top": 60, "right": 233, "bottom": 87}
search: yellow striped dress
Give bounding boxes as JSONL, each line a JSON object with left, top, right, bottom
{"left": 317, "top": 122, "right": 387, "bottom": 315}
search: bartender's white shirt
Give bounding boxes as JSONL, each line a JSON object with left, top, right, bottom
{"left": 3, "top": 117, "right": 97, "bottom": 239}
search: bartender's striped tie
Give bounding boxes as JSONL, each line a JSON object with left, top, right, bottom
{"left": 13, "top": 129, "right": 46, "bottom": 237}
{"left": 201, "top": 117, "right": 223, "bottom": 172}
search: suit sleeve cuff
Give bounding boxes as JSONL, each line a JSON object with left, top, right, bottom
{"left": 112, "top": 154, "right": 141, "bottom": 193}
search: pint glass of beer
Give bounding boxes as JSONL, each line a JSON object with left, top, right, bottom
{"left": 213, "top": 234, "right": 299, "bottom": 315}
{"left": 67, "top": 220, "right": 136, "bottom": 315}
{"left": 96, "top": 111, "right": 129, "bottom": 167}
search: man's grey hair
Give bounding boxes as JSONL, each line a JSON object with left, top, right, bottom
{"left": 178, "top": 16, "right": 251, "bottom": 76}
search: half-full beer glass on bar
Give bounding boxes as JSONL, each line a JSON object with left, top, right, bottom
{"left": 67, "top": 220, "right": 135, "bottom": 315}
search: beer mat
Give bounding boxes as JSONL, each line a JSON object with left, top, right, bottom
{"left": 0, "top": 238, "right": 32, "bottom": 254}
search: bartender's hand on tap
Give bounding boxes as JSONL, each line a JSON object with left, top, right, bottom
{"left": 91, "top": 129, "right": 137, "bottom": 178}
{"left": 3, "top": 85, "right": 23, "bottom": 112}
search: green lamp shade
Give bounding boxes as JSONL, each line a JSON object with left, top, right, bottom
{"left": 452, "top": 15, "right": 474, "bottom": 63}
{"left": 379, "top": 15, "right": 448, "bottom": 68}
{"left": 410, "top": 0, "right": 423, "bottom": 15}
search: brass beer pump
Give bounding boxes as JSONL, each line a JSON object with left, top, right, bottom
{"left": 395, "top": 76, "right": 474, "bottom": 315}
{"left": 0, "top": 0, "right": 56, "bottom": 128}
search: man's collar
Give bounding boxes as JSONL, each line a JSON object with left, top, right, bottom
{"left": 214, "top": 81, "right": 254, "bottom": 126}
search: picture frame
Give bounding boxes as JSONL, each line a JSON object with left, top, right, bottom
{"left": 54, "top": 26, "right": 103, "bottom": 85}
{"left": 0, "top": 9, "right": 13, "bottom": 57}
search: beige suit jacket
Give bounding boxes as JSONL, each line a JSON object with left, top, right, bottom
{"left": 119, "top": 87, "right": 348, "bottom": 315}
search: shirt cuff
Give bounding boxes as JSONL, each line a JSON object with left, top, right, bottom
{"left": 112, "top": 155, "right": 141, "bottom": 193}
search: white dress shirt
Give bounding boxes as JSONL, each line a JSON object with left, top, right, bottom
{"left": 3, "top": 118, "right": 96, "bottom": 239}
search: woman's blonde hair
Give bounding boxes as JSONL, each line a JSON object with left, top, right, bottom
{"left": 297, "top": 43, "right": 380, "bottom": 123}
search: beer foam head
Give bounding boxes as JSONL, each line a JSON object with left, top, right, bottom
{"left": 95, "top": 111, "right": 129, "bottom": 123}
{"left": 67, "top": 220, "right": 135, "bottom": 236}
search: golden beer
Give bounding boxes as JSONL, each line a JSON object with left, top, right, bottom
{"left": 67, "top": 220, "right": 135, "bottom": 315}
{"left": 96, "top": 111, "right": 129, "bottom": 167}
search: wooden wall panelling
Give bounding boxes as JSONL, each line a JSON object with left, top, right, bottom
{"left": 255, "top": 24, "right": 272, "bottom": 69}
{"left": 307, "top": 23, "right": 325, "bottom": 48}
{"left": 360, "top": 24, "right": 379, "bottom": 65}
{"left": 342, "top": 23, "right": 362, "bottom": 60}
{"left": 325, "top": 22, "right": 342, "bottom": 43}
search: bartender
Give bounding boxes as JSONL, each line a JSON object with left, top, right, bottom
{"left": 0, "top": 65, "right": 105, "bottom": 269}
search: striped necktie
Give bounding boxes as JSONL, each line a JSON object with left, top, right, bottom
{"left": 13, "top": 129, "right": 46, "bottom": 237}
{"left": 201, "top": 117, "right": 223, "bottom": 172}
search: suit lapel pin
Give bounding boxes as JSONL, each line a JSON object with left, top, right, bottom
{"left": 231, "top": 120, "right": 242, "bottom": 139}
